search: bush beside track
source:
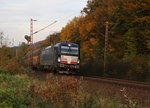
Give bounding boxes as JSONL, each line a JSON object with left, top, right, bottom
{"left": 1, "top": 68, "right": 150, "bottom": 108}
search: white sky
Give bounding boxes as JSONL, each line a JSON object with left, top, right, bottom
{"left": 0, "top": 0, "right": 87, "bottom": 46}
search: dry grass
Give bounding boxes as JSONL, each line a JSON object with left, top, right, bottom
{"left": 1, "top": 68, "right": 150, "bottom": 108}
{"left": 81, "top": 79, "right": 150, "bottom": 108}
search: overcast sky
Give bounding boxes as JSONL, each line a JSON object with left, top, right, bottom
{"left": 0, "top": 0, "right": 87, "bottom": 46}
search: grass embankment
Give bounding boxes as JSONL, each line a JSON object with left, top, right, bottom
{"left": 0, "top": 68, "right": 149, "bottom": 108}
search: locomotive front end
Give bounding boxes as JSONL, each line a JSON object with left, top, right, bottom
{"left": 56, "top": 42, "right": 80, "bottom": 74}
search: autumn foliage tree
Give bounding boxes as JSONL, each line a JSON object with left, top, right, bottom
{"left": 40, "top": 33, "right": 60, "bottom": 48}
{"left": 59, "top": 0, "right": 150, "bottom": 81}
{"left": 1, "top": 0, "right": 149, "bottom": 81}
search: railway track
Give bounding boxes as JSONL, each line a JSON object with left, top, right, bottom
{"left": 77, "top": 74, "right": 150, "bottom": 105}
{"left": 78, "top": 75, "right": 150, "bottom": 90}
{"left": 27, "top": 69, "right": 150, "bottom": 90}
{"left": 26, "top": 69, "right": 150, "bottom": 105}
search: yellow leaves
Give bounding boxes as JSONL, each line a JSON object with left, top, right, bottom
{"left": 81, "top": 39, "right": 97, "bottom": 59}
{"left": 79, "top": 22, "right": 87, "bottom": 38}
{"left": 90, "top": 38, "right": 97, "bottom": 46}
{"left": 60, "top": 27, "right": 72, "bottom": 42}
{"left": 82, "top": 41, "right": 89, "bottom": 53}
{"left": 81, "top": 41, "right": 91, "bottom": 59}
{"left": 60, "top": 17, "right": 81, "bottom": 42}
{"left": 79, "top": 20, "right": 96, "bottom": 42}
{"left": 86, "top": 22, "right": 95, "bottom": 33}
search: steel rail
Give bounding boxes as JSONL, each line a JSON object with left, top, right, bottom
{"left": 78, "top": 75, "right": 150, "bottom": 90}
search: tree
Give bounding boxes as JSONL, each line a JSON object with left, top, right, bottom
{"left": 111, "top": 0, "right": 150, "bottom": 57}
{"left": 58, "top": 0, "right": 150, "bottom": 80}
{"left": 41, "top": 32, "right": 60, "bottom": 48}
{"left": 60, "top": 17, "right": 81, "bottom": 43}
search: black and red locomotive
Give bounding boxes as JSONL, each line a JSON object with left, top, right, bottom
{"left": 26, "top": 42, "right": 80, "bottom": 74}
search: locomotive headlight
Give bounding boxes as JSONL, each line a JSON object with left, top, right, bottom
{"left": 77, "top": 60, "right": 80, "bottom": 64}
{"left": 58, "top": 57, "right": 61, "bottom": 62}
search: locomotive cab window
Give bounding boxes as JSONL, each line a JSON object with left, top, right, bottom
{"left": 61, "top": 46, "right": 79, "bottom": 55}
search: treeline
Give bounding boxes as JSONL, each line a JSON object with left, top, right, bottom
{"left": 1, "top": 0, "right": 149, "bottom": 81}
{"left": 59, "top": 0, "right": 149, "bottom": 81}
{"left": 0, "top": 41, "right": 28, "bottom": 74}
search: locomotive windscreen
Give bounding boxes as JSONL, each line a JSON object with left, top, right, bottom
{"left": 61, "top": 46, "right": 79, "bottom": 55}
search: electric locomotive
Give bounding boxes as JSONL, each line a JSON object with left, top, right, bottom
{"left": 40, "top": 42, "right": 80, "bottom": 74}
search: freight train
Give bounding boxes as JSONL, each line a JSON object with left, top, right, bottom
{"left": 25, "top": 42, "right": 80, "bottom": 74}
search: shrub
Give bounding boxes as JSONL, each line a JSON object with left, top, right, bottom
{"left": 0, "top": 68, "right": 8, "bottom": 74}
{"left": 126, "top": 56, "right": 150, "bottom": 81}
{"left": 1, "top": 71, "right": 149, "bottom": 108}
